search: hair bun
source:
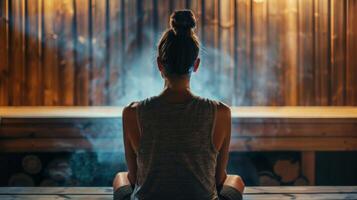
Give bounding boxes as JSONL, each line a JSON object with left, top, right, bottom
{"left": 170, "top": 10, "right": 196, "bottom": 35}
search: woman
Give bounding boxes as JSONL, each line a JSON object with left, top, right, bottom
{"left": 113, "top": 10, "right": 245, "bottom": 200}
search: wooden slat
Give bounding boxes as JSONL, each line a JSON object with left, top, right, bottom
{"left": 279, "top": 0, "right": 298, "bottom": 106}
{"left": 42, "top": 0, "right": 59, "bottom": 106}
{"left": 91, "top": 0, "right": 107, "bottom": 106}
{"left": 73, "top": 0, "right": 90, "bottom": 106}
{"left": 233, "top": 121, "right": 357, "bottom": 137}
{"left": 251, "top": 0, "right": 268, "bottom": 105}
{"left": 243, "top": 193, "right": 357, "bottom": 200}
{"left": 244, "top": 186, "right": 357, "bottom": 194}
{"left": 235, "top": 0, "right": 249, "bottom": 106}
{"left": 314, "top": 0, "right": 329, "bottom": 106}
{"left": 0, "top": 193, "right": 356, "bottom": 200}
{"left": 0, "top": 138, "right": 123, "bottom": 152}
{"left": 346, "top": 0, "right": 357, "bottom": 106}
{"left": 2, "top": 136, "right": 356, "bottom": 152}
{"left": 301, "top": 151, "right": 316, "bottom": 185}
{"left": 267, "top": 0, "right": 280, "bottom": 106}
{"left": 0, "top": 126, "right": 120, "bottom": 138}
{"left": 230, "top": 137, "right": 357, "bottom": 151}
{"left": 2, "top": 106, "right": 357, "bottom": 118}
{"left": 25, "top": 0, "right": 41, "bottom": 106}
{"left": 108, "top": 0, "right": 121, "bottom": 105}
{"left": 298, "top": 0, "right": 315, "bottom": 106}
{"left": 0, "top": 0, "right": 8, "bottom": 105}
{"left": 57, "top": 1, "right": 75, "bottom": 106}
{"left": 0, "top": 195, "right": 112, "bottom": 200}
{"left": 330, "top": 0, "right": 347, "bottom": 105}
{"left": 0, "top": 187, "right": 357, "bottom": 200}
{"left": 9, "top": 0, "right": 25, "bottom": 106}
{"left": 1, "top": 186, "right": 357, "bottom": 195}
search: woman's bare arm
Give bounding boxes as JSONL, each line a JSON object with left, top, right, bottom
{"left": 122, "top": 102, "right": 140, "bottom": 185}
{"left": 214, "top": 103, "right": 232, "bottom": 187}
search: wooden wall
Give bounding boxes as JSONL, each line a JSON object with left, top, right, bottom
{"left": 0, "top": 0, "right": 356, "bottom": 106}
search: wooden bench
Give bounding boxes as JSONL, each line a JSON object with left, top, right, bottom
{"left": 0, "top": 186, "right": 356, "bottom": 199}
{"left": 1, "top": 107, "right": 357, "bottom": 186}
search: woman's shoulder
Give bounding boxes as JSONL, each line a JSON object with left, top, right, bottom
{"left": 198, "top": 97, "right": 230, "bottom": 113}
{"left": 122, "top": 101, "right": 140, "bottom": 118}
{"left": 122, "top": 96, "right": 158, "bottom": 116}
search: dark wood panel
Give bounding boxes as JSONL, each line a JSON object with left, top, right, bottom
{"left": 0, "top": 0, "right": 8, "bottom": 105}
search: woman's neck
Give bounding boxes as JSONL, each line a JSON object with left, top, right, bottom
{"left": 159, "top": 77, "right": 194, "bottom": 102}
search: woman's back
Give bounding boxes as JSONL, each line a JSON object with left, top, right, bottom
{"left": 131, "top": 95, "right": 219, "bottom": 200}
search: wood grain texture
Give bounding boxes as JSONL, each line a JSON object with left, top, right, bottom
{"left": 25, "top": 0, "right": 41, "bottom": 106}
{"left": 2, "top": 106, "right": 357, "bottom": 118}
{"left": 346, "top": 0, "right": 357, "bottom": 105}
{"left": 330, "top": 0, "right": 347, "bottom": 105}
{"left": 73, "top": 0, "right": 90, "bottom": 106}
{"left": 0, "top": 0, "right": 8, "bottom": 105}
{"left": 0, "top": 0, "right": 356, "bottom": 106}
{"left": 298, "top": 0, "right": 315, "bottom": 106}
{"left": 9, "top": 0, "right": 25, "bottom": 106}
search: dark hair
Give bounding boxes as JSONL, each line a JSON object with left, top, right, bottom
{"left": 158, "top": 10, "right": 199, "bottom": 76}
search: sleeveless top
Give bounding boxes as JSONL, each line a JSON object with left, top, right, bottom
{"left": 130, "top": 95, "right": 220, "bottom": 200}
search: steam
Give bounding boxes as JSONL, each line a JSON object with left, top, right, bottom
{"left": 5, "top": 4, "right": 279, "bottom": 185}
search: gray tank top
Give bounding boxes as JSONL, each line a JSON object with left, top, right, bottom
{"left": 130, "top": 95, "right": 219, "bottom": 200}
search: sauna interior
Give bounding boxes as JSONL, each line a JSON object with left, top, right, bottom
{"left": 0, "top": 0, "right": 357, "bottom": 190}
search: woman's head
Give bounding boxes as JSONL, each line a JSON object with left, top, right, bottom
{"left": 157, "top": 10, "right": 200, "bottom": 77}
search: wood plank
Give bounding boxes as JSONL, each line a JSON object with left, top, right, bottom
{"left": 0, "top": 0, "right": 8, "bottom": 105}
{"left": 279, "top": 0, "right": 298, "bottom": 106}
{"left": 0, "top": 187, "right": 113, "bottom": 194}
{"left": 108, "top": 0, "right": 121, "bottom": 105}
{"left": 0, "top": 195, "right": 112, "bottom": 200}
{"left": 25, "top": 0, "right": 41, "bottom": 106}
{"left": 91, "top": 0, "right": 107, "bottom": 106}
{"left": 233, "top": 121, "right": 357, "bottom": 137}
{"left": 57, "top": 0, "right": 75, "bottom": 106}
{"left": 267, "top": 0, "right": 280, "bottom": 106}
{"left": 314, "top": 0, "right": 329, "bottom": 106}
{"left": 301, "top": 151, "right": 316, "bottom": 185}
{"left": 73, "top": 0, "right": 90, "bottom": 106}
{"left": 9, "top": 0, "right": 25, "bottom": 106}
{"left": 230, "top": 137, "right": 357, "bottom": 151}
{"left": 1, "top": 186, "right": 357, "bottom": 195}
{"left": 0, "top": 187, "right": 357, "bottom": 200}
{"left": 346, "top": 0, "right": 357, "bottom": 105}
{"left": 42, "top": 0, "right": 59, "bottom": 106}
{"left": 298, "top": 0, "right": 315, "bottom": 106}
{"left": 0, "top": 126, "right": 120, "bottom": 138}
{"left": 235, "top": 0, "right": 250, "bottom": 106}
{"left": 1, "top": 106, "right": 357, "bottom": 118}
{"left": 0, "top": 138, "right": 123, "bottom": 152}
{"left": 243, "top": 193, "right": 357, "bottom": 200}
{"left": 251, "top": 0, "right": 268, "bottom": 105}
{"left": 3, "top": 137, "right": 357, "bottom": 152}
{"left": 330, "top": 0, "right": 347, "bottom": 105}
{"left": 244, "top": 186, "right": 357, "bottom": 194}
{"left": 2, "top": 137, "right": 357, "bottom": 152}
